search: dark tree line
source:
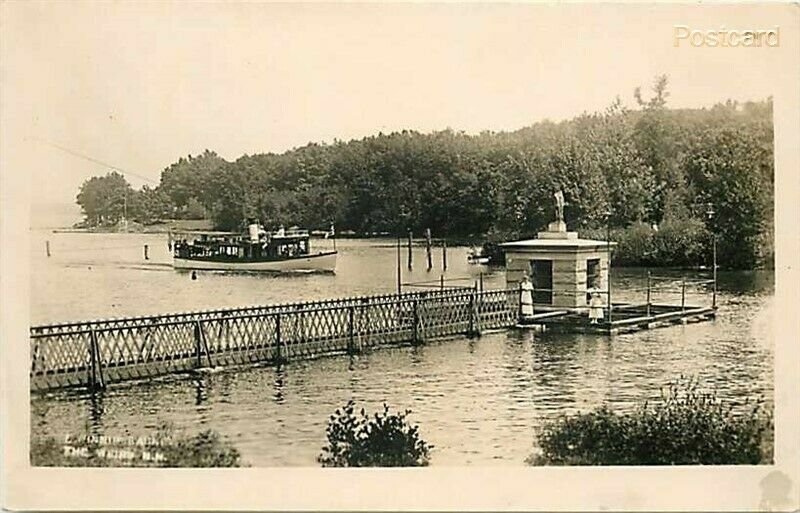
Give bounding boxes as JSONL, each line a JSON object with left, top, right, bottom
{"left": 76, "top": 77, "right": 774, "bottom": 269}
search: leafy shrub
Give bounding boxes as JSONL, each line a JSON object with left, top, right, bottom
{"left": 528, "top": 378, "right": 772, "bottom": 466}
{"left": 585, "top": 218, "right": 709, "bottom": 268}
{"left": 319, "top": 400, "right": 432, "bottom": 467}
{"left": 651, "top": 216, "right": 709, "bottom": 267}
{"left": 612, "top": 222, "right": 657, "bottom": 267}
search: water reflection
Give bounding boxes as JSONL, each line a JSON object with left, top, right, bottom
{"left": 87, "top": 390, "right": 105, "bottom": 436}
{"left": 194, "top": 378, "right": 209, "bottom": 406}
{"left": 273, "top": 367, "right": 286, "bottom": 404}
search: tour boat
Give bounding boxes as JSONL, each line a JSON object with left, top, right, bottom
{"left": 171, "top": 224, "right": 337, "bottom": 273}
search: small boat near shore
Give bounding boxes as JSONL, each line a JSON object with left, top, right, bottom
{"left": 171, "top": 224, "right": 337, "bottom": 273}
{"left": 467, "top": 247, "right": 490, "bottom": 265}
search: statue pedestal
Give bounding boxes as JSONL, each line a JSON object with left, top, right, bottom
{"left": 538, "top": 221, "right": 578, "bottom": 240}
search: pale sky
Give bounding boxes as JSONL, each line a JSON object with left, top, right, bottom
{"left": 1, "top": 2, "right": 789, "bottom": 207}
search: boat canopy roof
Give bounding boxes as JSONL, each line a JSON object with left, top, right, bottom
{"left": 171, "top": 230, "right": 239, "bottom": 236}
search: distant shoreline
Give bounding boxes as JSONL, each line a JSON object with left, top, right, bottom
{"left": 50, "top": 219, "right": 215, "bottom": 235}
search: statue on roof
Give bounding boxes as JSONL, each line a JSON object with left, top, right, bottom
{"left": 554, "top": 190, "right": 565, "bottom": 223}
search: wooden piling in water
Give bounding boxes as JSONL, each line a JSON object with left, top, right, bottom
{"left": 407, "top": 231, "right": 413, "bottom": 270}
{"left": 144, "top": 244, "right": 149, "bottom": 260}
{"left": 681, "top": 277, "right": 686, "bottom": 314}
{"left": 425, "top": 228, "right": 433, "bottom": 271}
{"left": 46, "top": 240, "right": 51, "bottom": 258}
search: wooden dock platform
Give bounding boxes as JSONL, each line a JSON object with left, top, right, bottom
{"left": 524, "top": 303, "right": 716, "bottom": 335}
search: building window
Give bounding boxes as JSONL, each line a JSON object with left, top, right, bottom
{"left": 587, "top": 258, "right": 601, "bottom": 289}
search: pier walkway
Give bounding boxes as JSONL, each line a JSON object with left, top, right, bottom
{"left": 30, "top": 287, "right": 517, "bottom": 392}
{"left": 30, "top": 276, "right": 717, "bottom": 392}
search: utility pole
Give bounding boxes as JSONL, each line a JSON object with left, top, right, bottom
{"left": 396, "top": 235, "right": 402, "bottom": 295}
{"left": 707, "top": 203, "right": 717, "bottom": 309}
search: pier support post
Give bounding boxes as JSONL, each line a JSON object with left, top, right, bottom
{"left": 412, "top": 299, "right": 420, "bottom": 345}
{"left": 274, "top": 313, "right": 283, "bottom": 363}
{"left": 471, "top": 283, "right": 481, "bottom": 337}
{"left": 295, "top": 307, "right": 304, "bottom": 349}
{"left": 347, "top": 305, "right": 356, "bottom": 354}
{"left": 88, "top": 328, "right": 105, "bottom": 390}
{"left": 144, "top": 244, "right": 149, "bottom": 260}
{"left": 194, "top": 321, "right": 204, "bottom": 367}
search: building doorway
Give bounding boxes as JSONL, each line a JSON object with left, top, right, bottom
{"left": 530, "top": 259, "right": 553, "bottom": 304}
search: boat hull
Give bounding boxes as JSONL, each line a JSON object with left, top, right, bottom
{"left": 173, "top": 251, "right": 337, "bottom": 273}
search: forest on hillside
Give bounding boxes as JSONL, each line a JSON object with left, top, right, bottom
{"left": 75, "top": 77, "right": 774, "bottom": 269}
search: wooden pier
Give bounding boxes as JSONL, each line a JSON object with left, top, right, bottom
{"left": 30, "top": 272, "right": 718, "bottom": 392}
{"left": 30, "top": 287, "right": 518, "bottom": 392}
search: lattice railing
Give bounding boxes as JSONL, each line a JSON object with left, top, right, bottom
{"left": 477, "top": 288, "right": 520, "bottom": 330}
{"left": 30, "top": 287, "right": 519, "bottom": 391}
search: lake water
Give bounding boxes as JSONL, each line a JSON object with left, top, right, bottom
{"left": 29, "top": 229, "right": 774, "bottom": 466}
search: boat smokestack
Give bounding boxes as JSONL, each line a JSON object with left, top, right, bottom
{"left": 248, "top": 223, "right": 260, "bottom": 243}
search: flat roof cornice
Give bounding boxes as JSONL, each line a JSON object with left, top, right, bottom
{"left": 500, "top": 238, "right": 617, "bottom": 250}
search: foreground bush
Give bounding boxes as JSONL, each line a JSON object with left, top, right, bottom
{"left": 31, "top": 427, "right": 241, "bottom": 467}
{"left": 529, "top": 379, "right": 772, "bottom": 465}
{"left": 319, "top": 400, "right": 432, "bottom": 467}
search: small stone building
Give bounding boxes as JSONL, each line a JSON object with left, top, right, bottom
{"left": 500, "top": 220, "right": 615, "bottom": 310}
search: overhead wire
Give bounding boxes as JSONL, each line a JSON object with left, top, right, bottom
{"left": 28, "top": 136, "right": 160, "bottom": 185}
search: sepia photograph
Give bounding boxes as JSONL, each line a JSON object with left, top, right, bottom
{"left": 2, "top": 1, "right": 799, "bottom": 511}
